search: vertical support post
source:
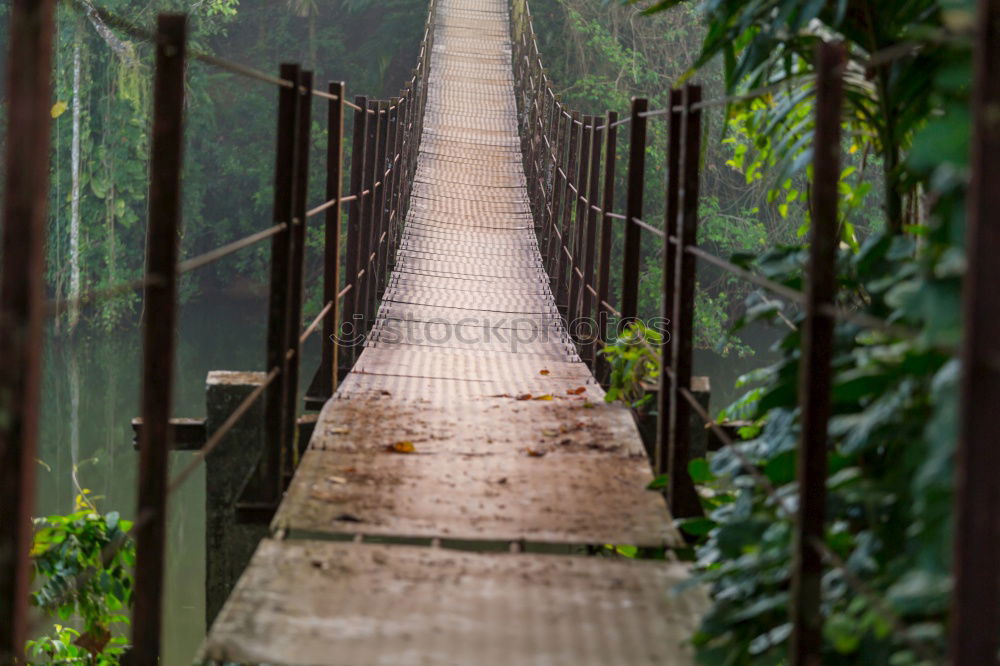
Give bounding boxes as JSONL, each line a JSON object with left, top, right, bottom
{"left": 388, "top": 97, "right": 404, "bottom": 268}
{"left": 595, "top": 110, "right": 618, "bottom": 385}
{"left": 667, "top": 85, "right": 702, "bottom": 519}
{"left": 131, "top": 15, "right": 186, "bottom": 663}
{"left": 342, "top": 96, "right": 368, "bottom": 373}
{"left": 0, "top": 0, "right": 55, "bottom": 658}
{"left": 656, "top": 88, "right": 683, "bottom": 475}
{"left": 263, "top": 63, "right": 301, "bottom": 503}
{"left": 621, "top": 98, "right": 648, "bottom": 323}
{"left": 951, "top": 0, "right": 1000, "bottom": 661}
{"left": 281, "top": 70, "right": 312, "bottom": 473}
{"left": 376, "top": 100, "right": 395, "bottom": 300}
{"left": 790, "top": 44, "right": 843, "bottom": 666}
{"left": 321, "top": 81, "right": 345, "bottom": 399}
{"left": 582, "top": 118, "right": 603, "bottom": 366}
{"left": 555, "top": 111, "right": 580, "bottom": 311}
{"left": 952, "top": 0, "right": 1000, "bottom": 656}
{"left": 545, "top": 107, "right": 566, "bottom": 279}
{"left": 568, "top": 116, "right": 592, "bottom": 329}
{"left": 362, "top": 101, "right": 383, "bottom": 329}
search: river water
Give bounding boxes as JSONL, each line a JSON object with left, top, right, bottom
{"left": 31, "top": 290, "right": 777, "bottom": 664}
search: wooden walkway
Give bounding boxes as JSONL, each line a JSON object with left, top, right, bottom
{"left": 199, "top": 0, "right": 703, "bottom": 661}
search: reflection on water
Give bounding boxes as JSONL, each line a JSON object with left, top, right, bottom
{"left": 34, "top": 293, "right": 321, "bottom": 665}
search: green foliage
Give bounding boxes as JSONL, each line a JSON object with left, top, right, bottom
{"left": 601, "top": 321, "right": 662, "bottom": 409}
{"left": 27, "top": 493, "right": 134, "bottom": 664}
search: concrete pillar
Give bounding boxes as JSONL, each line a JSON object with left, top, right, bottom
{"left": 204, "top": 371, "right": 269, "bottom": 628}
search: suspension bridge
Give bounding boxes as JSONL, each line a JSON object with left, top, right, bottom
{"left": 4, "top": 0, "right": 1000, "bottom": 663}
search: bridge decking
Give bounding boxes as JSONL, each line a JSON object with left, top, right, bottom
{"left": 199, "top": 0, "right": 703, "bottom": 661}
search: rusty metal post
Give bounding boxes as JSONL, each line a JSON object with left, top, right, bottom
{"left": 130, "top": 15, "right": 187, "bottom": 663}
{"left": 621, "top": 98, "right": 648, "bottom": 324}
{"left": 790, "top": 44, "right": 844, "bottom": 666}
{"left": 656, "top": 88, "right": 683, "bottom": 476}
{"left": 952, "top": 1, "right": 1000, "bottom": 660}
{"left": 281, "top": 70, "right": 312, "bottom": 473}
{"left": 582, "top": 119, "right": 603, "bottom": 366}
{"left": 321, "top": 81, "right": 345, "bottom": 399}
{"left": 0, "top": 0, "right": 55, "bottom": 658}
{"left": 388, "top": 97, "right": 404, "bottom": 268}
{"left": 667, "top": 85, "right": 702, "bottom": 519}
{"left": 341, "top": 96, "right": 368, "bottom": 373}
{"left": 545, "top": 107, "right": 566, "bottom": 279}
{"left": 376, "top": 100, "right": 396, "bottom": 300}
{"left": 263, "top": 63, "right": 301, "bottom": 503}
{"left": 594, "top": 110, "right": 618, "bottom": 385}
{"left": 555, "top": 111, "right": 580, "bottom": 310}
{"left": 362, "top": 101, "right": 383, "bottom": 329}
{"left": 568, "top": 116, "right": 592, "bottom": 329}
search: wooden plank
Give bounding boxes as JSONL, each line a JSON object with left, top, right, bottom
{"left": 273, "top": 396, "right": 682, "bottom": 548}
{"left": 200, "top": 539, "right": 705, "bottom": 666}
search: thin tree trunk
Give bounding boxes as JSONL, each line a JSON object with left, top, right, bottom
{"left": 69, "top": 36, "right": 82, "bottom": 330}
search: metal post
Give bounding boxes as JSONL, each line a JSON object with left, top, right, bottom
{"left": 263, "top": 63, "right": 301, "bottom": 503}
{"left": 556, "top": 111, "right": 580, "bottom": 311}
{"left": 582, "top": 118, "right": 603, "bottom": 366}
{"left": 621, "top": 98, "right": 648, "bottom": 323}
{"left": 0, "top": 0, "right": 55, "bottom": 658}
{"left": 790, "top": 44, "right": 843, "bottom": 666}
{"left": 342, "top": 96, "right": 368, "bottom": 373}
{"left": 545, "top": 108, "right": 567, "bottom": 279}
{"left": 281, "top": 70, "right": 312, "bottom": 474}
{"left": 594, "top": 110, "right": 618, "bottom": 385}
{"left": 388, "top": 97, "right": 404, "bottom": 267}
{"left": 667, "top": 85, "right": 702, "bottom": 519}
{"left": 569, "top": 116, "right": 592, "bottom": 328}
{"left": 322, "top": 81, "right": 345, "bottom": 399}
{"left": 656, "top": 88, "right": 683, "bottom": 476}
{"left": 376, "top": 100, "right": 395, "bottom": 300}
{"left": 362, "top": 101, "right": 383, "bottom": 329}
{"left": 131, "top": 15, "right": 186, "bottom": 663}
{"left": 952, "top": 0, "right": 1000, "bottom": 659}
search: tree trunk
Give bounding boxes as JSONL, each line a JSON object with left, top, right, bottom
{"left": 69, "top": 36, "right": 82, "bottom": 331}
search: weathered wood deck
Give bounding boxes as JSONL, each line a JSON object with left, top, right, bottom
{"left": 199, "top": 0, "right": 704, "bottom": 661}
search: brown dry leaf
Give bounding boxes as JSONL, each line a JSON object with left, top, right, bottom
{"left": 525, "top": 448, "right": 547, "bottom": 457}
{"left": 533, "top": 394, "right": 554, "bottom": 401}
{"left": 539, "top": 369, "right": 551, "bottom": 375}
{"left": 567, "top": 386, "right": 586, "bottom": 395}
{"left": 517, "top": 393, "right": 533, "bottom": 400}
{"left": 542, "top": 429, "right": 559, "bottom": 437}
{"left": 327, "top": 476, "right": 348, "bottom": 484}
{"left": 75, "top": 627, "right": 110, "bottom": 656}
{"left": 388, "top": 441, "right": 416, "bottom": 454}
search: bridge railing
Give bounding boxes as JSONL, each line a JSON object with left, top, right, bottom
{"left": 0, "top": 0, "right": 437, "bottom": 659}
{"left": 510, "top": 1, "right": 1000, "bottom": 664}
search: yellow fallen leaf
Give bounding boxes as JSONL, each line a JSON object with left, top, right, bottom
{"left": 51, "top": 101, "right": 68, "bottom": 118}
{"left": 542, "top": 429, "right": 558, "bottom": 437}
{"left": 327, "top": 476, "right": 348, "bottom": 484}
{"left": 329, "top": 426, "right": 350, "bottom": 435}
{"left": 533, "top": 394, "right": 553, "bottom": 401}
{"left": 582, "top": 402, "right": 595, "bottom": 409}
{"left": 388, "top": 441, "right": 415, "bottom": 453}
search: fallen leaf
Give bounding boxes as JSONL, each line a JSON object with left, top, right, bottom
{"left": 533, "top": 394, "right": 553, "bottom": 401}
{"left": 539, "top": 369, "right": 550, "bottom": 375}
{"left": 496, "top": 477, "right": 508, "bottom": 484}
{"left": 388, "top": 441, "right": 415, "bottom": 453}
{"left": 542, "top": 429, "right": 559, "bottom": 437}
{"left": 517, "top": 393, "right": 533, "bottom": 400}
{"left": 380, "top": 390, "right": 392, "bottom": 396}
{"left": 327, "top": 476, "right": 348, "bottom": 484}
{"left": 582, "top": 402, "right": 595, "bottom": 409}
{"left": 525, "top": 448, "right": 546, "bottom": 457}
{"left": 567, "top": 386, "right": 586, "bottom": 395}
{"left": 329, "top": 426, "right": 350, "bottom": 435}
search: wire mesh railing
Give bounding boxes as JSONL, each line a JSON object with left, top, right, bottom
{"left": 509, "top": 0, "right": 987, "bottom": 664}
{"left": 0, "top": 0, "right": 436, "bottom": 658}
